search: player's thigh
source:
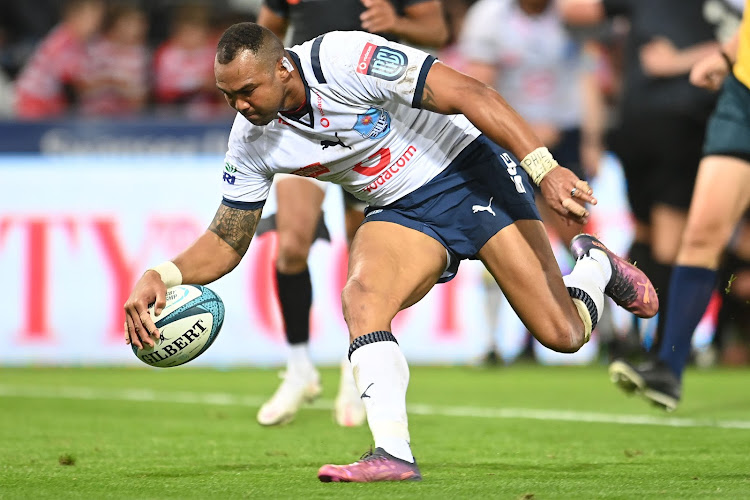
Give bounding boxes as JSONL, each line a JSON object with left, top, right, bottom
{"left": 343, "top": 221, "right": 447, "bottom": 338}
{"left": 274, "top": 176, "right": 325, "bottom": 259}
{"left": 678, "top": 155, "right": 750, "bottom": 267}
{"left": 344, "top": 207, "right": 365, "bottom": 247}
{"left": 477, "top": 219, "right": 581, "bottom": 351}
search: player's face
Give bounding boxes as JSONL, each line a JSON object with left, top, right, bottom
{"left": 215, "top": 50, "right": 285, "bottom": 126}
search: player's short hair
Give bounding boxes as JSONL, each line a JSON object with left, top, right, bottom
{"left": 216, "top": 23, "right": 285, "bottom": 67}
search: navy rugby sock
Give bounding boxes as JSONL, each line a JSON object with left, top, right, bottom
{"left": 276, "top": 268, "right": 312, "bottom": 345}
{"left": 657, "top": 266, "right": 716, "bottom": 378}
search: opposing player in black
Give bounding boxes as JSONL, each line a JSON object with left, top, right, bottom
{"left": 254, "top": 0, "right": 448, "bottom": 427}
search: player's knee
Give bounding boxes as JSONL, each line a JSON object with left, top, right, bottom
{"left": 341, "top": 277, "right": 397, "bottom": 336}
{"left": 532, "top": 318, "right": 585, "bottom": 353}
{"left": 341, "top": 278, "right": 370, "bottom": 324}
{"left": 682, "top": 219, "right": 732, "bottom": 254}
{"left": 276, "top": 232, "right": 312, "bottom": 272}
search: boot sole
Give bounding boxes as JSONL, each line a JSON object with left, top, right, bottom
{"left": 609, "top": 361, "right": 678, "bottom": 412}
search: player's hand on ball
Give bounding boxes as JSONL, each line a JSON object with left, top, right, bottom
{"left": 124, "top": 270, "right": 167, "bottom": 349}
{"left": 539, "top": 167, "right": 597, "bottom": 225}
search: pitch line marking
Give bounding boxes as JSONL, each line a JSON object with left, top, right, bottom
{"left": 1, "top": 384, "right": 750, "bottom": 430}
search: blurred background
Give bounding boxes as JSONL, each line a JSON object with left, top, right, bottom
{"left": 0, "top": 0, "right": 747, "bottom": 369}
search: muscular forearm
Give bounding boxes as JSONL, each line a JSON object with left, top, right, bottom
{"left": 453, "top": 85, "right": 542, "bottom": 161}
{"left": 675, "top": 41, "right": 722, "bottom": 75}
{"left": 644, "top": 40, "right": 721, "bottom": 78}
{"left": 390, "top": 14, "right": 448, "bottom": 47}
{"left": 171, "top": 230, "right": 243, "bottom": 285}
{"left": 421, "top": 64, "right": 543, "bottom": 159}
{"left": 170, "top": 204, "right": 261, "bottom": 285}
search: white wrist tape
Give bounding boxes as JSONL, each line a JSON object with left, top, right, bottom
{"left": 520, "top": 146, "right": 559, "bottom": 185}
{"left": 149, "top": 261, "right": 183, "bottom": 288}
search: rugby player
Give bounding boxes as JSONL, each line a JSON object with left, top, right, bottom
{"left": 124, "top": 23, "right": 658, "bottom": 482}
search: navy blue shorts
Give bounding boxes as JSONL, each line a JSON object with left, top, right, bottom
{"left": 363, "top": 135, "right": 540, "bottom": 282}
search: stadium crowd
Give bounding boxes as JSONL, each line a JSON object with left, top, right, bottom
{"left": 2, "top": 0, "right": 749, "bottom": 390}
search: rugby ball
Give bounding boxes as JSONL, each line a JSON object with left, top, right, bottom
{"left": 132, "top": 284, "right": 225, "bottom": 368}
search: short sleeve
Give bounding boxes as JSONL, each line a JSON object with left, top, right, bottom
{"left": 316, "top": 31, "right": 436, "bottom": 109}
{"left": 221, "top": 116, "right": 273, "bottom": 207}
{"left": 458, "top": 0, "right": 501, "bottom": 65}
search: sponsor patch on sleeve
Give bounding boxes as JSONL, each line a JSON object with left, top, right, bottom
{"left": 356, "top": 43, "right": 407, "bottom": 81}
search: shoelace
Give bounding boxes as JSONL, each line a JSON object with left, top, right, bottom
{"left": 359, "top": 447, "right": 380, "bottom": 462}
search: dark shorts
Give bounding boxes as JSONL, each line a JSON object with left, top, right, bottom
{"left": 703, "top": 73, "right": 750, "bottom": 163}
{"left": 552, "top": 127, "right": 585, "bottom": 180}
{"left": 363, "top": 135, "right": 541, "bottom": 283}
{"left": 610, "top": 113, "right": 707, "bottom": 224}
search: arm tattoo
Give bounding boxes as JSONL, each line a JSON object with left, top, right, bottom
{"left": 208, "top": 205, "right": 261, "bottom": 256}
{"left": 421, "top": 82, "right": 438, "bottom": 112}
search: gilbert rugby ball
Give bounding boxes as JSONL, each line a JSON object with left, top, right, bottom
{"left": 132, "top": 284, "right": 225, "bottom": 368}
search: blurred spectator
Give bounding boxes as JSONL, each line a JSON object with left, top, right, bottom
{"left": 152, "top": 3, "right": 225, "bottom": 119}
{"left": 0, "top": 0, "right": 60, "bottom": 78}
{"left": 438, "top": 0, "right": 477, "bottom": 72}
{"left": 79, "top": 4, "right": 149, "bottom": 117}
{"left": 461, "top": 0, "right": 604, "bottom": 202}
{"left": 13, "top": 0, "right": 105, "bottom": 119}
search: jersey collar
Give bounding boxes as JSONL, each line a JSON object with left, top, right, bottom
{"left": 279, "top": 50, "right": 314, "bottom": 128}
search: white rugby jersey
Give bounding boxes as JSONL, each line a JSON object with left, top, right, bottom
{"left": 221, "top": 31, "right": 481, "bottom": 208}
{"left": 459, "top": 0, "right": 584, "bottom": 128}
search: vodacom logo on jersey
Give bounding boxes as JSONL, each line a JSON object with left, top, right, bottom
{"left": 354, "top": 145, "right": 417, "bottom": 193}
{"left": 311, "top": 89, "right": 329, "bottom": 128}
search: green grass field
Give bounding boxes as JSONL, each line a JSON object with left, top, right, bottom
{"left": 2, "top": 365, "right": 750, "bottom": 499}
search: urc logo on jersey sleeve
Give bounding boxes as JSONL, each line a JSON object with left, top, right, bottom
{"left": 356, "top": 43, "right": 407, "bottom": 81}
{"left": 223, "top": 162, "right": 237, "bottom": 185}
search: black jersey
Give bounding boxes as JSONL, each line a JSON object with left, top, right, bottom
{"left": 264, "top": 0, "right": 430, "bottom": 46}
{"left": 603, "top": 0, "right": 727, "bottom": 120}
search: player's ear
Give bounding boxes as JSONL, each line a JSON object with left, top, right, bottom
{"left": 279, "top": 56, "right": 294, "bottom": 75}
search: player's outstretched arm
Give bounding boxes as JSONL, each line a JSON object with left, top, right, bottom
{"left": 419, "top": 62, "right": 596, "bottom": 224}
{"left": 124, "top": 204, "right": 262, "bottom": 349}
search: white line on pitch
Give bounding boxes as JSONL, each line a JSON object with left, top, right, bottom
{"left": 1, "top": 384, "right": 749, "bottom": 430}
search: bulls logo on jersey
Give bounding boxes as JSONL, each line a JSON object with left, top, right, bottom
{"left": 357, "top": 43, "right": 408, "bottom": 81}
{"left": 354, "top": 107, "right": 391, "bottom": 140}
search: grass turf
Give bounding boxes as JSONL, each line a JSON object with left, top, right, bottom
{"left": 1, "top": 365, "right": 749, "bottom": 499}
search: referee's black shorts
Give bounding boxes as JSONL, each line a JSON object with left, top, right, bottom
{"left": 610, "top": 113, "right": 707, "bottom": 224}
